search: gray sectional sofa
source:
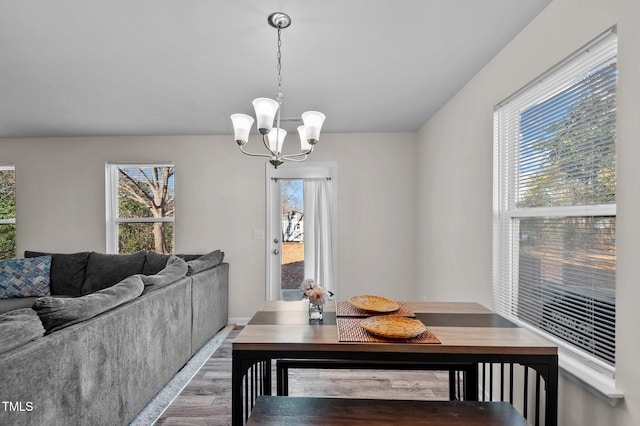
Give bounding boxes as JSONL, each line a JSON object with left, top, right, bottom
{"left": 0, "top": 250, "right": 229, "bottom": 426}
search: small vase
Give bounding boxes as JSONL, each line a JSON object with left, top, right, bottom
{"left": 309, "top": 302, "right": 323, "bottom": 321}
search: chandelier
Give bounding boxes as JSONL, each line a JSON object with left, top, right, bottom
{"left": 230, "top": 12, "right": 326, "bottom": 168}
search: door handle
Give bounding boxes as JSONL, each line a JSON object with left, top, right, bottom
{"left": 273, "top": 249, "right": 279, "bottom": 255}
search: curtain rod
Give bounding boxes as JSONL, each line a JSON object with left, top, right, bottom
{"left": 271, "top": 177, "right": 331, "bottom": 182}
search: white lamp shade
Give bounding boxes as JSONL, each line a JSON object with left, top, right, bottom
{"left": 297, "top": 126, "right": 313, "bottom": 151}
{"left": 252, "top": 98, "right": 279, "bottom": 133}
{"left": 267, "top": 128, "right": 287, "bottom": 155}
{"left": 230, "top": 113, "right": 254, "bottom": 143}
{"left": 301, "top": 111, "right": 326, "bottom": 142}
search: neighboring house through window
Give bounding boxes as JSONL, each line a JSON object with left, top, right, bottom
{"left": 106, "top": 163, "right": 175, "bottom": 254}
{"left": 0, "top": 164, "right": 16, "bottom": 260}
{"left": 493, "top": 29, "right": 617, "bottom": 388}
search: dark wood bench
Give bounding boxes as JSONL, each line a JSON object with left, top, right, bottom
{"left": 276, "top": 359, "right": 477, "bottom": 400}
{"left": 246, "top": 396, "right": 528, "bottom": 425}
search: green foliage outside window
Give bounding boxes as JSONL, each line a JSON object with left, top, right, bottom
{"left": 0, "top": 224, "right": 16, "bottom": 260}
{"left": 119, "top": 222, "right": 174, "bottom": 254}
{"left": 117, "top": 166, "right": 174, "bottom": 254}
{"left": 0, "top": 169, "right": 16, "bottom": 260}
{"left": 518, "top": 63, "right": 616, "bottom": 209}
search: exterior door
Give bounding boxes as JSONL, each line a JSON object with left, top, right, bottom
{"left": 266, "top": 162, "right": 337, "bottom": 300}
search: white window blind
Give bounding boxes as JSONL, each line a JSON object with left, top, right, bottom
{"left": 493, "top": 29, "right": 617, "bottom": 377}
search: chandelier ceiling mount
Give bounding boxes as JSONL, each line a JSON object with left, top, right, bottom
{"left": 267, "top": 12, "right": 291, "bottom": 29}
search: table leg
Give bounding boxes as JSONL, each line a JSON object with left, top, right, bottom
{"left": 263, "top": 360, "right": 272, "bottom": 395}
{"left": 545, "top": 360, "right": 558, "bottom": 426}
{"left": 522, "top": 358, "right": 558, "bottom": 426}
{"left": 464, "top": 363, "right": 479, "bottom": 401}
{"left": 231, "top": 352, "right": 245, "bottom": 426}
{"left": 232, "top": 353, "right": 273, "bottom": 426}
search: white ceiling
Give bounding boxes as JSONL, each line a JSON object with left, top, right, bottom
{"left": 0, "top": 0, "right": 552, "bottom": 138}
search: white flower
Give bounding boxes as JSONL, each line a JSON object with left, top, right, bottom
{"left": 300, "top": 278, "right": 333, "bottom": 305}
{"left": 299, "top": 278, "right": 315, "bottom": 293}
{"left": 306, "top": 286, "right": 331, "bottom": 305}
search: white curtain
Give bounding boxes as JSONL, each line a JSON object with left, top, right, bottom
{"left": 303, "top": 179, "right": 335, "bottom": 294}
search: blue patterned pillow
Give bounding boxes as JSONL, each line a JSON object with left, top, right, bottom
{"left": 0, "top": 256, "right": 52, "bottom": 299}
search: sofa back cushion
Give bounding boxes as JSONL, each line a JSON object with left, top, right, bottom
{"left": 81, "top": 251, "right": 146, "bottom": 295}
{"left": 143, "top": 251, "right": 171, "bottom": 275}
{"left": 141, "top": 255, "right": 188, "bottom": 289}
{"left": 143, "top": 251, "right": 223, "bottom": 275}
{"left": 24, "top": 251, "right": 90, "bottom": 297}
{"left": 0, "top": 256, "right": 52, "bottom": 299}
{"left": 34, "top": 274, "right": 144, "bottom": 333}
{"left": 186, "top": 250, "right": 225, "bottom": 275}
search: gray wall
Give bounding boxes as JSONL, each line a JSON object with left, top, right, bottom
{"left": 416, "top": 0, "right": 639, "bottom": 424}
{"left": 0, "top": 132, "right": 418, "bottom": 320}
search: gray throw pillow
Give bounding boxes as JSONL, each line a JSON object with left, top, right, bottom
{"left": 81, "top": 251, "right": 146, "bottom": 295}
{"left": 34, "top": 275, "right": 144, "bottom": 333}
{"left": 0, "top": 308, "right": 45, "bottom": 354}
{"left": 186, "top": 250, "right": 225, "bottom": 275}
{"left": 141, "top": 256, "right": 187, "bottom": 287}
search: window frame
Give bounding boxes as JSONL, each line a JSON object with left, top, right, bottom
{"left": 105, "top": 162, "right": 175, "bottom": 254}
{"left": 0, "top": 164, "right": 16, "bottom": 260}
{"left": 493, "top": 28, "right": 620, "bottom": 398}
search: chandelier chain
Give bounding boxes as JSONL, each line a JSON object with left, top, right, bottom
{"left": 276, "top": 27, "right": 283, "bottom": 104}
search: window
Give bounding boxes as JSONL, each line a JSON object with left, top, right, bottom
{"left": 0, "top": 165, "right": 16, "bottom": 260}
{"left": 493, "top": 30, "right": 617, "bottom": 379}
{"left": 106, "top": 163, "right": 175, "bottom": 254}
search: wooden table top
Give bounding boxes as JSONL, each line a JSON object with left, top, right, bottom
{"left": 233, "top": 301, "right": 557, "bottom": 356}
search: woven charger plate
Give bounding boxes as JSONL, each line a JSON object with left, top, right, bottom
{"left": 360, "top": 316, "right": 427, "bottom": 339}
{"left": 349, "top": 295, "right": 400, "bottom": 313}
{"left": 337, "top": 301, "right": 415, "bottom": 318}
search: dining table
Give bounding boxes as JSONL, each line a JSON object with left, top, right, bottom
{"left": 231, "top": 300, "right": 558, "bottom": 426}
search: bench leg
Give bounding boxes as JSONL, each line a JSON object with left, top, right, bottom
{"left": 276, "top": 360, "right": 290, "bottom": 396}
{"left": 449, "top": 371, "right": 457, "bottom": 400}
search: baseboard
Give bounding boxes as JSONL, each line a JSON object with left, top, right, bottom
{"left": 229, "top": 317, "right": 250, "bottom": 325}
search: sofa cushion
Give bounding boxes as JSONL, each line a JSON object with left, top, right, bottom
{"left": 0, "top": 308, "right": 45, "bottom": 354}
{"left": 25, "top": 251, "right": 90, "bottom": 297}
{"left": 141, "top": 255, "right": 188, "bottom": 288}
{"left": 186, "top": 250, "right": 225, "bottom": 275}
{"left": 0, "top": 297, "right": 39, "bottom": 315}
{"left": 33, "top": 275, "right": 144, "bottom": 333}
{"left": 177, "top": 253, "right": 203, "bottom": 262}
{"left": 145, "top": 252, "right": 226, "bottom": 275}
{"left": 81, "top": 251, "right": 146, "bottom": 295}
{"left": 0, "top": 256, "right": 52, "bottom": 299}
{"left": 143, "top": 251, "right": 171, "bottom": 275}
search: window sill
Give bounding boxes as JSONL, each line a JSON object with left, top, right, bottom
{"left": 558, "top": 353, "right": 624, "bottom": 406}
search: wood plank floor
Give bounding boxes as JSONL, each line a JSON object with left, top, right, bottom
{"left": 155, "top": 326, "right": 450, "bottom": 426}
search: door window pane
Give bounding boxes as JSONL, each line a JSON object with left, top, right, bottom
{"left": 281, "top": 180, "right": 304, "bottom": 299}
